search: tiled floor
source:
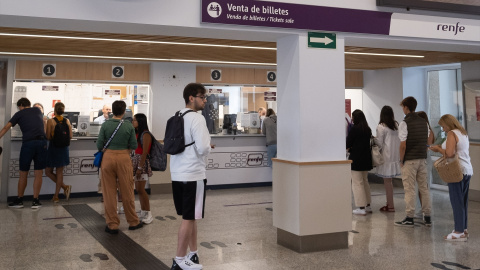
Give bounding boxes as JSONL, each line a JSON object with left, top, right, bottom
{"left": 1, "top": 183, "right": 480, "bottom": 270}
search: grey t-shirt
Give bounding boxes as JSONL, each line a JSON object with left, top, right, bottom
{"left": 9, "top": 107, "right": 46, "bottom": 142}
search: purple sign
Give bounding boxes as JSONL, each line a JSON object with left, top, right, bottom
{"left": 202, "top": 0, "right": 392, "bottom": 35}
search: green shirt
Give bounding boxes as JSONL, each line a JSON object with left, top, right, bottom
{"left": 97, "top": 119, "right": 137, "bottom": 151}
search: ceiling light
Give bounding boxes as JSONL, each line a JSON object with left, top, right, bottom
{"left": 0, "top": 33, "right": 276, "bottom": 51}
{"left": 0, "top": 52, "right": 277, "bottom": 66}
{"left": 345, "top": 52, "right": 424, "bottom": 58}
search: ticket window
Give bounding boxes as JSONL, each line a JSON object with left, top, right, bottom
{"left": 11, "top": 82, "right": 151, "bottom": 137}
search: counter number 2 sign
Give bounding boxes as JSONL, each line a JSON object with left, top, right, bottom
{"left": 112, "top": 66, "right": 124, "bottom": 79}
{"left": 42, "top": 64, "right": 56, "bottom": 77}
{"left": 267, "top": 71, "right": 276, "bottom": 82}
{"left": 211, "top": 69, "right": 221, "bottom": 81}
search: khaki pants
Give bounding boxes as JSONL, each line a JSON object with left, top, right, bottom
{"left": 351, "top": 171, "right": 371, "bottom": 207}
{"left": 101, "top": 149, "right": 139, "bottom": 229}
{"left": 401, "top": 159, "right": 431, "bottom": 218}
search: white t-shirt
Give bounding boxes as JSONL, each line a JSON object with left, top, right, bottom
{"left": 170, "top": 108, "right": 212, "bottom": 182}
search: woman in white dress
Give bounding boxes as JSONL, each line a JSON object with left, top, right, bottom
{"left": 374, "top": 106, "right": 401, "bottom": 212}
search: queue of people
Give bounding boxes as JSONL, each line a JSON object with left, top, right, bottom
{"left": 346, "top": 96, "right": 474, "bottom": 242}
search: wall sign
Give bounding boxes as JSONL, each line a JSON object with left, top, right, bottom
{"left": 211, "top": 69, "right": 222, "bottom": 81}
{"left": 201, "top": 0, "right": 480, "bottom": 42}
{"left": 308, "top": 32, "right": 336, "bottom": 49}
{"left": 264, "top": 91, "right": 276, "bottom": 97}
{"left": 266, "top": 71, "right": 277, "bottom": 82}
{"left": 264, "top": 96, "right": 277, "bottom": 101}
{"left": 202, "top": 0, "right": 392, "bottom": 35}
{"left": 112, "top": 66, "right": 124, "bottom": 78}
{"left": 42, "top": 64, "right": 56, "bottom": 77}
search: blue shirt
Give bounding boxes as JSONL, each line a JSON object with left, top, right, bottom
{"left": 9, "top": 107, "right": 46, "bottom": 142}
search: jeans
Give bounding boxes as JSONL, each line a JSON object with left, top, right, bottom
{"left": 448, "top": 174, "right": 471, "bottom": 232}
{"left": 266, "top": 144, "right": 277, "bottom": 167}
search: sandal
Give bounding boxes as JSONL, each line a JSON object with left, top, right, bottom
{"left": 444, "top": 231, "right": 467, "bottom": 242}
{"left": 379, "top": 205, "right": 395, "bottom": 212}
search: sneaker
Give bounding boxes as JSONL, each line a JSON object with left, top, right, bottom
{"left": 8, "top": 198, "right": 24, "bottom": 208}
{"left": 365, "top": 205, "right": 372, "bottom": 213}
{"left": 142, "top": 211, "right": 153, "bottom": 224}
{"left": 352, "top": 208, "right": 367, "bottom": 216}
{"left": 424, "top": 216, "right": 432, "bottom": 227}
{"left": 395, "top": 217, "right": 414, "bottom": 227}
{"left": 64, "top": 185, "right": 72, "bottom": 200}
{"left": 31, "top": 198, "right": 42, "bottom": 209}
{"left": 118, "top": 206, "right": 124, "bottom": 214}
{"left": 52, "top": 196, "right": 59, "bottom": 203}
{"left": 128, "top": 222, "right": 144, "bottom": 230}
{"left": 188, "top": 253, "right": 199, "bottom": 264}
{"left": 171, "top": 258, "right": 202, "bottom": 270}
{"left": 138, "top": 210, "right": 146, "bottom": 221}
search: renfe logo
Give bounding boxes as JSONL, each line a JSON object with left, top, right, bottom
{"left": 208, "top": 2, "right": 222, "bottom": 18}
{"left": 437, "top": 22, "right": 465, "bottom": 35}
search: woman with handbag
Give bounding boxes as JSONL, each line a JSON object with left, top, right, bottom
{"left": 131, "top": 113, "right": 154, "bottom": 224}
{"left": 97, "top": 100, "right": 143, "bottom": 234}
{"left": 429, "top": 114, "right": 473, "bottom": 241}
{"left": 347, "top": 109, "right": 373, "bottom": 216}
{"left": 374, "top": 106, "right": 401, "bottom": 212}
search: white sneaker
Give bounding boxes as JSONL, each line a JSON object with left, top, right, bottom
{"left": 353, "top": 208, "right": 367, "bottom": 216}
{"left": 138, "top": 210, "right": 146, "bottom": 221}
{"left": 173, "top": 258, "right": 202, "bottom": 269}
{"left": 365, "top": 205, "right": 372, "bottom": 213}
{"left": 118, "top": 206, "right": 124, "bottom": 214}
{"left": 143, "top": 211, "right": 153, "bottom": 224}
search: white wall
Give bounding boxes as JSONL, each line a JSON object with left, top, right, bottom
{"left": 363, "top": 68, "right": 404, "bottom": 136}
{"left": 402, "top": 67, "right": 428, "bottom": 112}
{"left": 150, "top": 62, "right": 196, "bottom": 138}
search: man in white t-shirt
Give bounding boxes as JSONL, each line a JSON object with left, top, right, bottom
{"left": 94, "top": 104, "right": 112, "bottom": 124}
{"left": 395, "top": 96, "right": 432, "bottom": 228}
{"left": 170, "top": 83, "right": 213, "bottom": 270}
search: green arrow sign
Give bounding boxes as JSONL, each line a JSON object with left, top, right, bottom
{"left": 308, "top": 32, "right": 336, "bottom": 49}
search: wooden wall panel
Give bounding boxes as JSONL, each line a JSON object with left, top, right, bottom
{"left": 233, "top": 68, "right": 255, "bottom": 84}
{"left": 15, "top": 60, "right": 149, "bottom": 82}
{"left": 254, "top": 69, "right": 277, "bottom": 85}
{"left": 345, "top": 71, "right": 363, "bottom": 88}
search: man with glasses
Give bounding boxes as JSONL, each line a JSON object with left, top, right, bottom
{"left": 0, "top": 98, "right": 47, "bottom": 209}
{"left": 170, "top": 83, "right": 213, "bottom": 270}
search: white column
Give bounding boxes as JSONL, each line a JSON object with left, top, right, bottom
{"left": 273, "top": 34, "right": 351, "bottom": 252}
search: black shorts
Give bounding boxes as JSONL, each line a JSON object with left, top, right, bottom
{"left": 172, "top": 179, "right": 207, "bottom": 220}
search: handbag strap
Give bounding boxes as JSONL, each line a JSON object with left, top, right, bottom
{"left": 102, "top": 120, "right": 124, "bottom": 151}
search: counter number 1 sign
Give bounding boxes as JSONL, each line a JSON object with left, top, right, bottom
{"left": 42, "top": 64, "right": 56, "bottom": 77}
{"left": 112, "top": 66, "right": 124, "bottom": 79}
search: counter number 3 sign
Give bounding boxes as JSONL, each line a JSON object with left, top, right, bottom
{"left": 211, "top": 69, "right": 221, "bottom": 81}
{"left": 267, "top": 71, "right": 276, "bottom": 82}
{"left": 42, "top": 64, "right": 56, "bottom": 77}
{"left": 112, "top": 66, "right": 124, "bottom": 79}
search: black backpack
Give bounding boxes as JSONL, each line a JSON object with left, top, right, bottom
{"left": 53, "top": 118, "right": 70, "bottom": 147}
{"left": 164, "top": 110, "right": 195, "bottom": 155}
{"left": 140, "top": 131, "right": 167, "bottom": 171}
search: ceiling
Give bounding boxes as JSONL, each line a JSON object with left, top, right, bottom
{"left": 1, "top": 27, "right": 479, "bottom": 70}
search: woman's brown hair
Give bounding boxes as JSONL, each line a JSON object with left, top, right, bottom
{"left": 54, "top": 102, "right": 65, "bottom": 116}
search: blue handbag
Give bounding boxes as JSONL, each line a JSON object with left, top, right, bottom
{"left": 93, "top": 120, "right": 124, "bottom": 168}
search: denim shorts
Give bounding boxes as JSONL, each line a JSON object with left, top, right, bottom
{"left": 19, "top": 140, "right": 48, "bottom": 171}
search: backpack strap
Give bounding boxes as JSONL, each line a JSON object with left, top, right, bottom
{"left": 178, "top": 109, "right": 195, "bottom": 147}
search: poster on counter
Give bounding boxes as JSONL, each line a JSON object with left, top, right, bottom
{"left": 137, "top": 86, "right": 149, "bottom": 101}
{"left": 345, "top": 99, "right": 352, "bottom": 117}
{"left": 77, "top": 116, "right": 90, "bottom": 136}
